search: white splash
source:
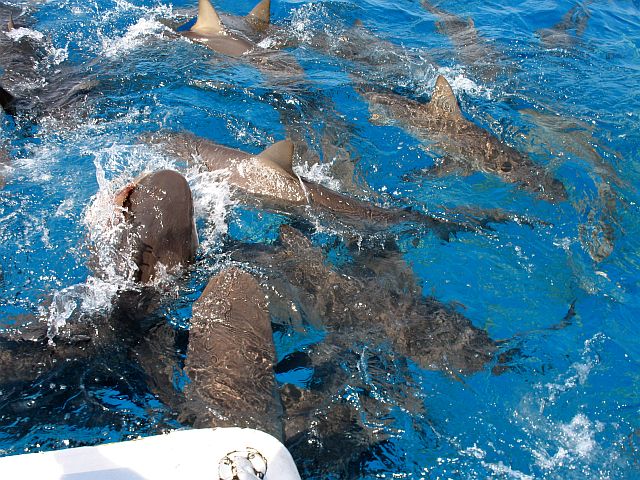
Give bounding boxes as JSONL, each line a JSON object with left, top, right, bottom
{"left": 295, "top": 161, "right": 342, "bottom": 191}
{"left": 6, "top": 27, "right": 45, "bottom": 42}
{"left": 287, "top": 3, "right": 330, "bottom": 44}
{"left": 100, "top": 17, "right": 168, "bottom": 58}
{"left": 44, "top": 276, "right": 120, "bottom": 339}
{"left": 414, "top": 67, "right": 494, "bottom": 99}
{"left": 187, "top": 169, "right": 235, "bottom": 252}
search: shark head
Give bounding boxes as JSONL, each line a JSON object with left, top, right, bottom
{"left": 114, "top": 170, "right": 198, "bottom": 284}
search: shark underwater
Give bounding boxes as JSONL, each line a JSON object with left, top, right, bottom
{"left": 536, "top": 2, "right": 592, "bottom": 50}
{"left": 0, "top": 11, "right": 98, "bottom": 122}
{"left": 361, "top": 75, "right": 568, "bottom": 202}
{"left": 420, "top": 0, "right": 507, "bottom": 82}
{"left": 145, "top": 131, "right": 529, "bottom": 239}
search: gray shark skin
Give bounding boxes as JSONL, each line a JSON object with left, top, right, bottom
{"left": 234, "top": 225, "right": 496, "bottom": 375}
{"left": 178, "top": 267, "right": 284, "bottom": 440}
{"left": 536, "top": 3, "right": 591, "bottom": 50}
{"left": 111, "top": 170, "right": 198, "bottom": 284}
{"left": 146, "top": 131, "right": 517, "bottom": 239}
{"left": 176, "top": 0, "right": 303, "bottom": 79}
{"left": 362, "top": 75, "right": 568, "bottom": 202}
{"left": 420, "top": 1, "right": 505, "bottom": 82}
{"left": 0, "top": 6, "right": 44, "bottom": 86}
{"left": 0, "top": 144, "right": 9, "bottom": 189}
{"left": 0, "top": 83, "right": 17, "bottom": 116}
{"left": 178, "top": 0, "right": 267, "bottom": 56}
{"left": 230, "top": 226, "right": 498, "bottom": 475}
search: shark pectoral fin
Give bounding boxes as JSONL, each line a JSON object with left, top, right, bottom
{"left": 191, "top": 0, "right": 225, "bottom": 35}
{"left": 427, "top": 75, "right": 462, "bottom": 118}
{"left": 246, "top": 0, "right": 270, "bottom": 29}
{"left": 258, "top": 139, "right": 295, "bottom": 176}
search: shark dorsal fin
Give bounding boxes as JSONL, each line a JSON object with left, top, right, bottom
{"left": 246, "top": 0, "right": 270, "bottom": 29}
{"left": 258, "top": 139, "right": 295, "bottom": 176}
{"left": 191, "top": 0, "right": 225, "bottom": 36}
{"left": 7, "top": 14, "right": 14, "bottom": 31}
{"left": 427, "top": 75, "right": 461, "bottom": 117}
{"left": 0, "top": 84, "right": 16, "bottom": 115}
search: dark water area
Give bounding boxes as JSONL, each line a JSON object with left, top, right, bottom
{"left": 1, "top": 0, "right": 639, "bottom": 478}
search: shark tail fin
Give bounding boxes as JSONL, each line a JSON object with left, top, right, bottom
{"left": 7, "top": 14, "right": 14, "bottom": 31}
{"left": 258, "top": 139, "right": 295, "bottom": 176}
{"left": 427, "top": 75, "right": 462, "bottom": 118}
{"left": 246, "top": 0, "right": 270, "bottom": 29}
{"left": 0, "top": 84, "right": 16, "bottom": 116}
{"left": 191, "top": 0, "right": 225, "bottom": 35}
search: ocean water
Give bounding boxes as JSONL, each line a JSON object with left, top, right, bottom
{"left": 0, "top": 0, "right": 639, "bottom": 478}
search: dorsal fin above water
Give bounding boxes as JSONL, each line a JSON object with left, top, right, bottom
{"left": 258, "top": 139, "right": 295, "bottom": 176}
{"left": 427, "top": 75, "right": 461, "bottom": 117}
{"left": 246, "top": 0, "right": 270, "bottom": 29}
{"left": 191, "top": 0, "right": 225, "bottom": 36}
{"left": 7, "top": 14, "right": 14, "bottom": 31}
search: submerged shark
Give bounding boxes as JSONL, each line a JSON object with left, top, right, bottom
{"left": 361, "top": 75, "right": 568, "bottom": 202}
{"left": 420, "top": 0, "right": 506, "bottom": 82}
{"left": 536, "top": 3, "right": 591, "bottom": 50}
{"left": 233, "top": 224, "right": 498, "bottom": 376}
{"left": 146, "top": 131, "right": 489, "bottom": 239}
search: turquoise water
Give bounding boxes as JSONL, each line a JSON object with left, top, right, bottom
{"left": 1, "top": 0, "right": 639, "bottom": 478}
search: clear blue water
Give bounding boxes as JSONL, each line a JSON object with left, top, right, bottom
{"left": 1, "top": 0, "right": 639, "bottom": 478}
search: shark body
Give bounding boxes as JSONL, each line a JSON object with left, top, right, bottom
{"left": 362, "top": 75, "right": 567, "bottom": 202}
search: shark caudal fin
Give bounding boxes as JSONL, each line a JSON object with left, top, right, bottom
{"left": 0, "top": 84, "right": 17, "bottom": 116}
{"left": 427, "top": 75, "right": 462, "bottom": 118}
{"left": 191, "top": 0, "right": 225, "bottom": 35}
{"left": 246, "top": 0, "right": 270, "bottom": 29}
{"left": 258, "top": 139, "right": 295, "bottom": 176}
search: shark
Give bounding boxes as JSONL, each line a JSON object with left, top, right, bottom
{"left": 361, "top": 75, "right": 568, "bottom": 202}
{"left": 233, "top": 224, "right": 498, "bottom": 376}
{"left": 145, "top": 131, "right": 490, "bottom": 239}
{"left": 179, "top": 0, "right": 258, "bottom": 57}
{"left": 178, "top": 267, "right": 284, "bottom": 441}
{"left": 175, "top": 0, "right": 303, "bottom": 78}
{"left": 420, "top": 0, "right": 506, "bottom": 82}
{"left": 536, "top": 2, "right": 592, "bottom": 50}
{"left": 110, "top": 169, "right": 199, "bottom": 284}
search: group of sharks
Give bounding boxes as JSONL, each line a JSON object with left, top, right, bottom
{"left": 0, "top": 0, "right": 607, "bottom": 476}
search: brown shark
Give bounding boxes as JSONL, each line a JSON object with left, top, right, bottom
{"left": 361, "top": 75, "right": 568, "bottom": 202}
{"left": 178, "top": 267, "right": 283, "bottom": 440}
{"left": 176, "top": 0, "right": 303, "bottom": 78}
{"left": 420, "top": 1, "right": 505, "bottom": 81}
{"left": 233, "top": 225, "right": 497, "bottom": 375}
{"left": 179, "top": 0, "right": 256, "bottom": 56}
{"left": 111, "top": 169, "right": 198, "bottom": 284}
{"left": 536, "top": 3, "right": 591, "bottom": 50}
{"left": 147, "top": 132, "right": 478, "bottom": 238}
